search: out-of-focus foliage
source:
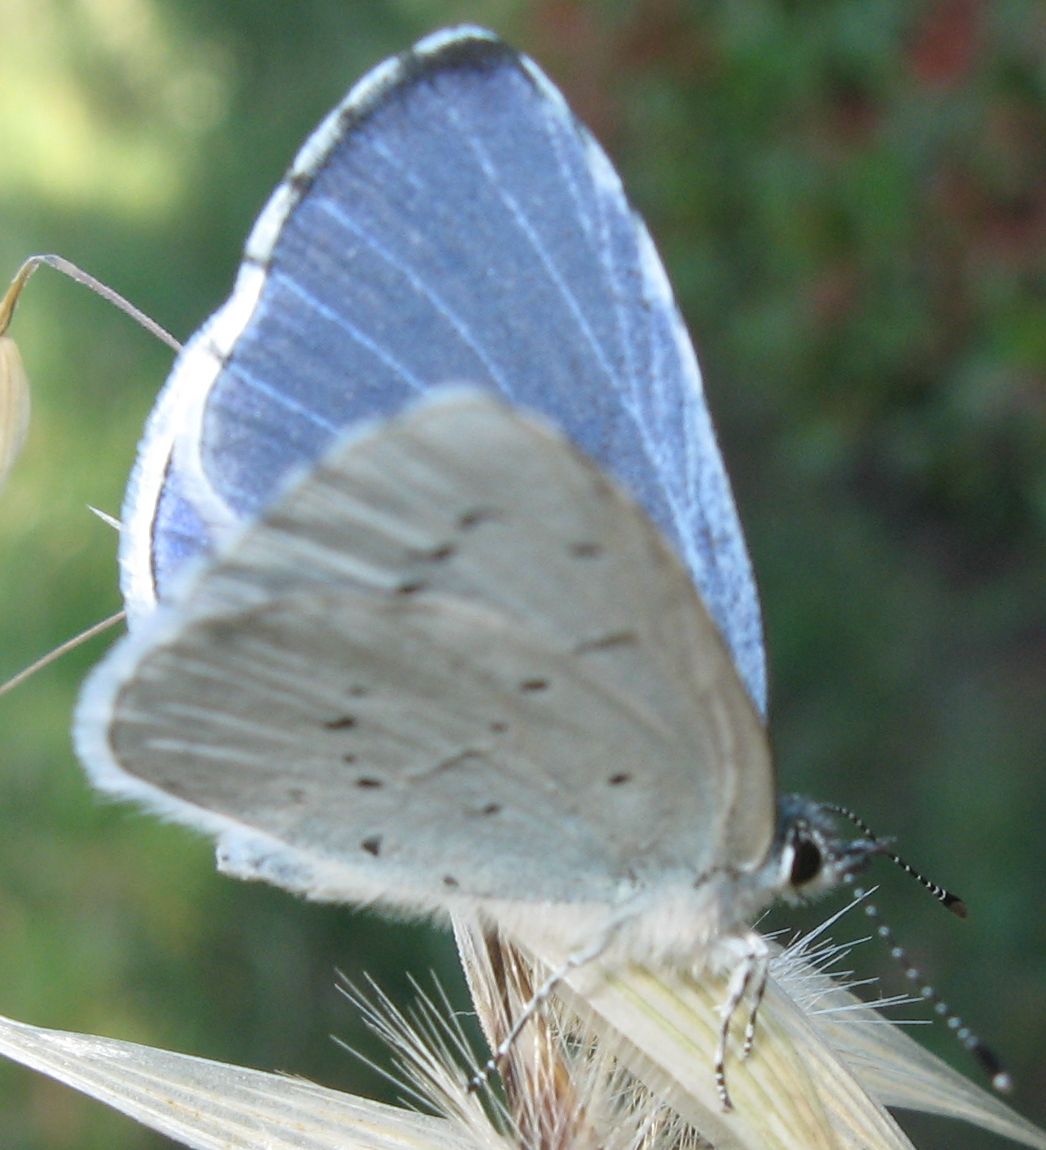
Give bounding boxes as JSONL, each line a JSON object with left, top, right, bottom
{"left": 0, "top": 2, "right": 1041, "bottom": 1148}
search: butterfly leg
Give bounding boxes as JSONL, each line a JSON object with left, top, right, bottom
{"left": 714, "top": 931, "right": 769, "bottom": 1111}
{"left": 742, "top": 954, "right": 770, "bottom": 1059}
{"left": 466, "top": 928, "right": 614, "bottom": 1093}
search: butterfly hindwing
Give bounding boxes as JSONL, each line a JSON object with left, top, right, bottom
{"left": 79, "top": 392, "right": 774, "bottom": 910}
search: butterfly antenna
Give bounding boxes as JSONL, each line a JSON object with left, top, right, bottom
{"left": 0, "top": 610, "right": 125, "bottom": 699}
{"left": 845, "top": 878, "right": 1012, "bottom": 1092}
{"left": 824, "top": 803, "right": 967, "bottom": 918}
{"left": 828, "top": 802, "right": 1012, "bottom": 1092}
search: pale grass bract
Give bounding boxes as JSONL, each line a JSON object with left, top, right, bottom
{"left": 0, "top": 907, "right": 1043, "bottom": 1149}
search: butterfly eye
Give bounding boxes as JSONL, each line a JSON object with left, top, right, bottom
{"left": 789, "top": 837, "right": 823, "bottom": 887}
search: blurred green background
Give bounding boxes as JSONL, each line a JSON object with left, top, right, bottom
{"left": 0, "top": 1, "right": 1042, "bottom": 1147}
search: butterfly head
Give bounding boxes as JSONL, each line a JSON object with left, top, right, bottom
{"left": 771, "top": 794, "right": 886, "bottom": 904}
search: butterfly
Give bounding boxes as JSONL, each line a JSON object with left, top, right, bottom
{"left": 75, "top": 26, "right": 884, "bottom": 1108}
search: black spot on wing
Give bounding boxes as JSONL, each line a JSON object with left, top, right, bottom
{"left": 458, "top": 507, "right": 500, "bottom": 531}
{"left": 411, "top": 541, "right": 456, "bottom": 562}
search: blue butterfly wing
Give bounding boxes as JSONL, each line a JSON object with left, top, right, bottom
{"left": 123, "top": 27, "right": 767, "bottom": 716}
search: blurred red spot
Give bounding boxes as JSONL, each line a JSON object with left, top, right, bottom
{"left": 909, "top": 0, "right": 981, "bottom": 87}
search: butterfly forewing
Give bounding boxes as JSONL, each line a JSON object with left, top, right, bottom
{"left": 124, "top": 28, "right": 766, "bottom": 716}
